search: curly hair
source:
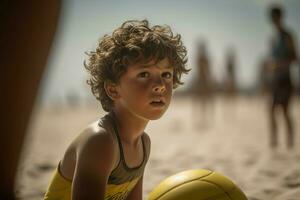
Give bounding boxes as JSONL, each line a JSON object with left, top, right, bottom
{"left": 84, "top": 19, "right": 189, "bottom": 112}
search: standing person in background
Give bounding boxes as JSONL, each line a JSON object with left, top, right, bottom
{"left": 222, "top": 48, "right": 238, "bottom": 119}
{"left": 267, "top": 4, "right": 298, "bottom": 149}
{"left": 224, "top": 48, "right": 237, "bottom": 97}
{"left": 192, "top": 40, "right": 214, "bottom": 128}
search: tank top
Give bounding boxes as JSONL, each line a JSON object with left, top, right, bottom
{"left": 271, "top": 30, "right": 292, "bottom": 88}
{"left": 272, "top": 31, "right": 290, "bottom": 62}
{"left": 43, "top": 112, "right": 149, "bottom": 200}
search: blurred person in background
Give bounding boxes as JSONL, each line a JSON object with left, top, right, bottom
{"left": 267, "top": 4, "right": 298, "bottom": 149}
{"left": 192, "top": 40, "right": 215, "bottom": 129}
{"left": 224, "top": 48, "right": 237, "bottom": 97}
{"left": 221, "top": 47, "right": 238, "bottom": 119}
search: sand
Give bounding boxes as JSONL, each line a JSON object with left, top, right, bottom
{"left": 16, "top": 95, "right": 300, "bottom": 200}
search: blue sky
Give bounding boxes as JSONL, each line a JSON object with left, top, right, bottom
{"left": 39, "top": 0, "right": 300, "bottom": 104}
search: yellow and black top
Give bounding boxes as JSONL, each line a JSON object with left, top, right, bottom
{"left": 44, "top": 113, "right": 150, "bottom": 200}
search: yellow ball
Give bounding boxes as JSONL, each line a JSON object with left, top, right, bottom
{"left": 148, "top": 169, "right": 248, "bottom": 200}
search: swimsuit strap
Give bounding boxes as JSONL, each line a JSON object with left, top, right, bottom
{"left": 107, "top": 112, "right": 146, "bottom": 171}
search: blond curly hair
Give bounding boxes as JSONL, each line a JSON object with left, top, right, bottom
{"left": 84, "top": 19, "right": 189, "bottom": 111}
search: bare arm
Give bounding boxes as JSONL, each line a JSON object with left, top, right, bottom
{"left": 72, "top": 131, "right": 116, "bottom": 200}
{"left": 126, "top": 175, "right": 143, "bottom": 200}
{"left": 286, "top": 33, "right": 298, "bottom": 64}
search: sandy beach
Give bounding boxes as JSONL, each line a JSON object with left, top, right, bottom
{"left": 16, "top": 95, "right": 300, "bottom": 200}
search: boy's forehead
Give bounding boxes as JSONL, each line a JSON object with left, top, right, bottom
{"left": 133, "top": 58, "right": 172, "bottom": 69}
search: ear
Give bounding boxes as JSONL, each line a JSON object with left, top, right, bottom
{"left": 104, "top": 81, "right": 120, "bottom": 100}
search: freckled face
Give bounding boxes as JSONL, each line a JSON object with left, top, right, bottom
{"left": 116, "top": 58, "right": 173, "bottom": 120}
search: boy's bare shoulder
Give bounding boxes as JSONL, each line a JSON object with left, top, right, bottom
{"left": 69, "top": 120, "right": 118, "bottom": 195}
{"left": 60, "top": 119, "right": 117, "bottom": 180}
{"left": 76, "top": 120, "right": 116, "bottom": 153}
{"left": 74, "top": 120, "right": 119, "bottom": 172}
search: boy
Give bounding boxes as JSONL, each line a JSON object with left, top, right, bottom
{"left": 267, "top": 5, "right": 298, "bottom": 149}
{"left": 43, "top": 19, "right": 189, "bottom": 200}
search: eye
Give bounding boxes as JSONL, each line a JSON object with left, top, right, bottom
{"left": 138, "top": 72, "right": 150, "bottom": 78}
{"left": 162, "top": 72, "right": 173, "bottom": 79}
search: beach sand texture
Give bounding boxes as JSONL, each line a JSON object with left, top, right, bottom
{"left": 16, "top": 95, "right": 300, "bottom": 200}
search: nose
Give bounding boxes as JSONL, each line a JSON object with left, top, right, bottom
{"left": 152, "top": 77, "right": 166, "bottom": 93}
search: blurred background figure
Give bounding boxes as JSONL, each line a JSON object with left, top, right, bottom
{"left": 221, "top": 47, "right": 238, "bottom": 119}
{"left": 192, "top": 40, "right": 215, "bottom": 129}
{"left": 267, "top": 4, "right": 298, "bottom": 149}
{"left": 0, "top": 1, "right": 61, "bottom": 199}
{"left": 223, "top": 47, "right": 237, "bottom": 97}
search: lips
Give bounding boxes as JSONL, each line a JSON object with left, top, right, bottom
{"left": 150, "top": 98, "right": 166, "bottom": 107}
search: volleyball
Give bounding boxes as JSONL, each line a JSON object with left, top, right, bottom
{"left": 148, "top": 169, "right": 248, "bottom": 200}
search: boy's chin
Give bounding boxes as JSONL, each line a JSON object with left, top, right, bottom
{"left": 144, "top": 110, "right": 167, "bottom": 120}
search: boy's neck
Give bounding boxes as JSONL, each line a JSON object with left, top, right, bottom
{"left": 112, "top": 106, "right": 148, "bottom": 145}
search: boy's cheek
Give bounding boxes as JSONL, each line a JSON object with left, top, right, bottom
{"left": 167, "top": 84, "right": 174, "bottom": 94}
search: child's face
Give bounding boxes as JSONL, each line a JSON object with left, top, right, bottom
{"left": 116, "top": 57, "right": 173, "bottom": 120}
